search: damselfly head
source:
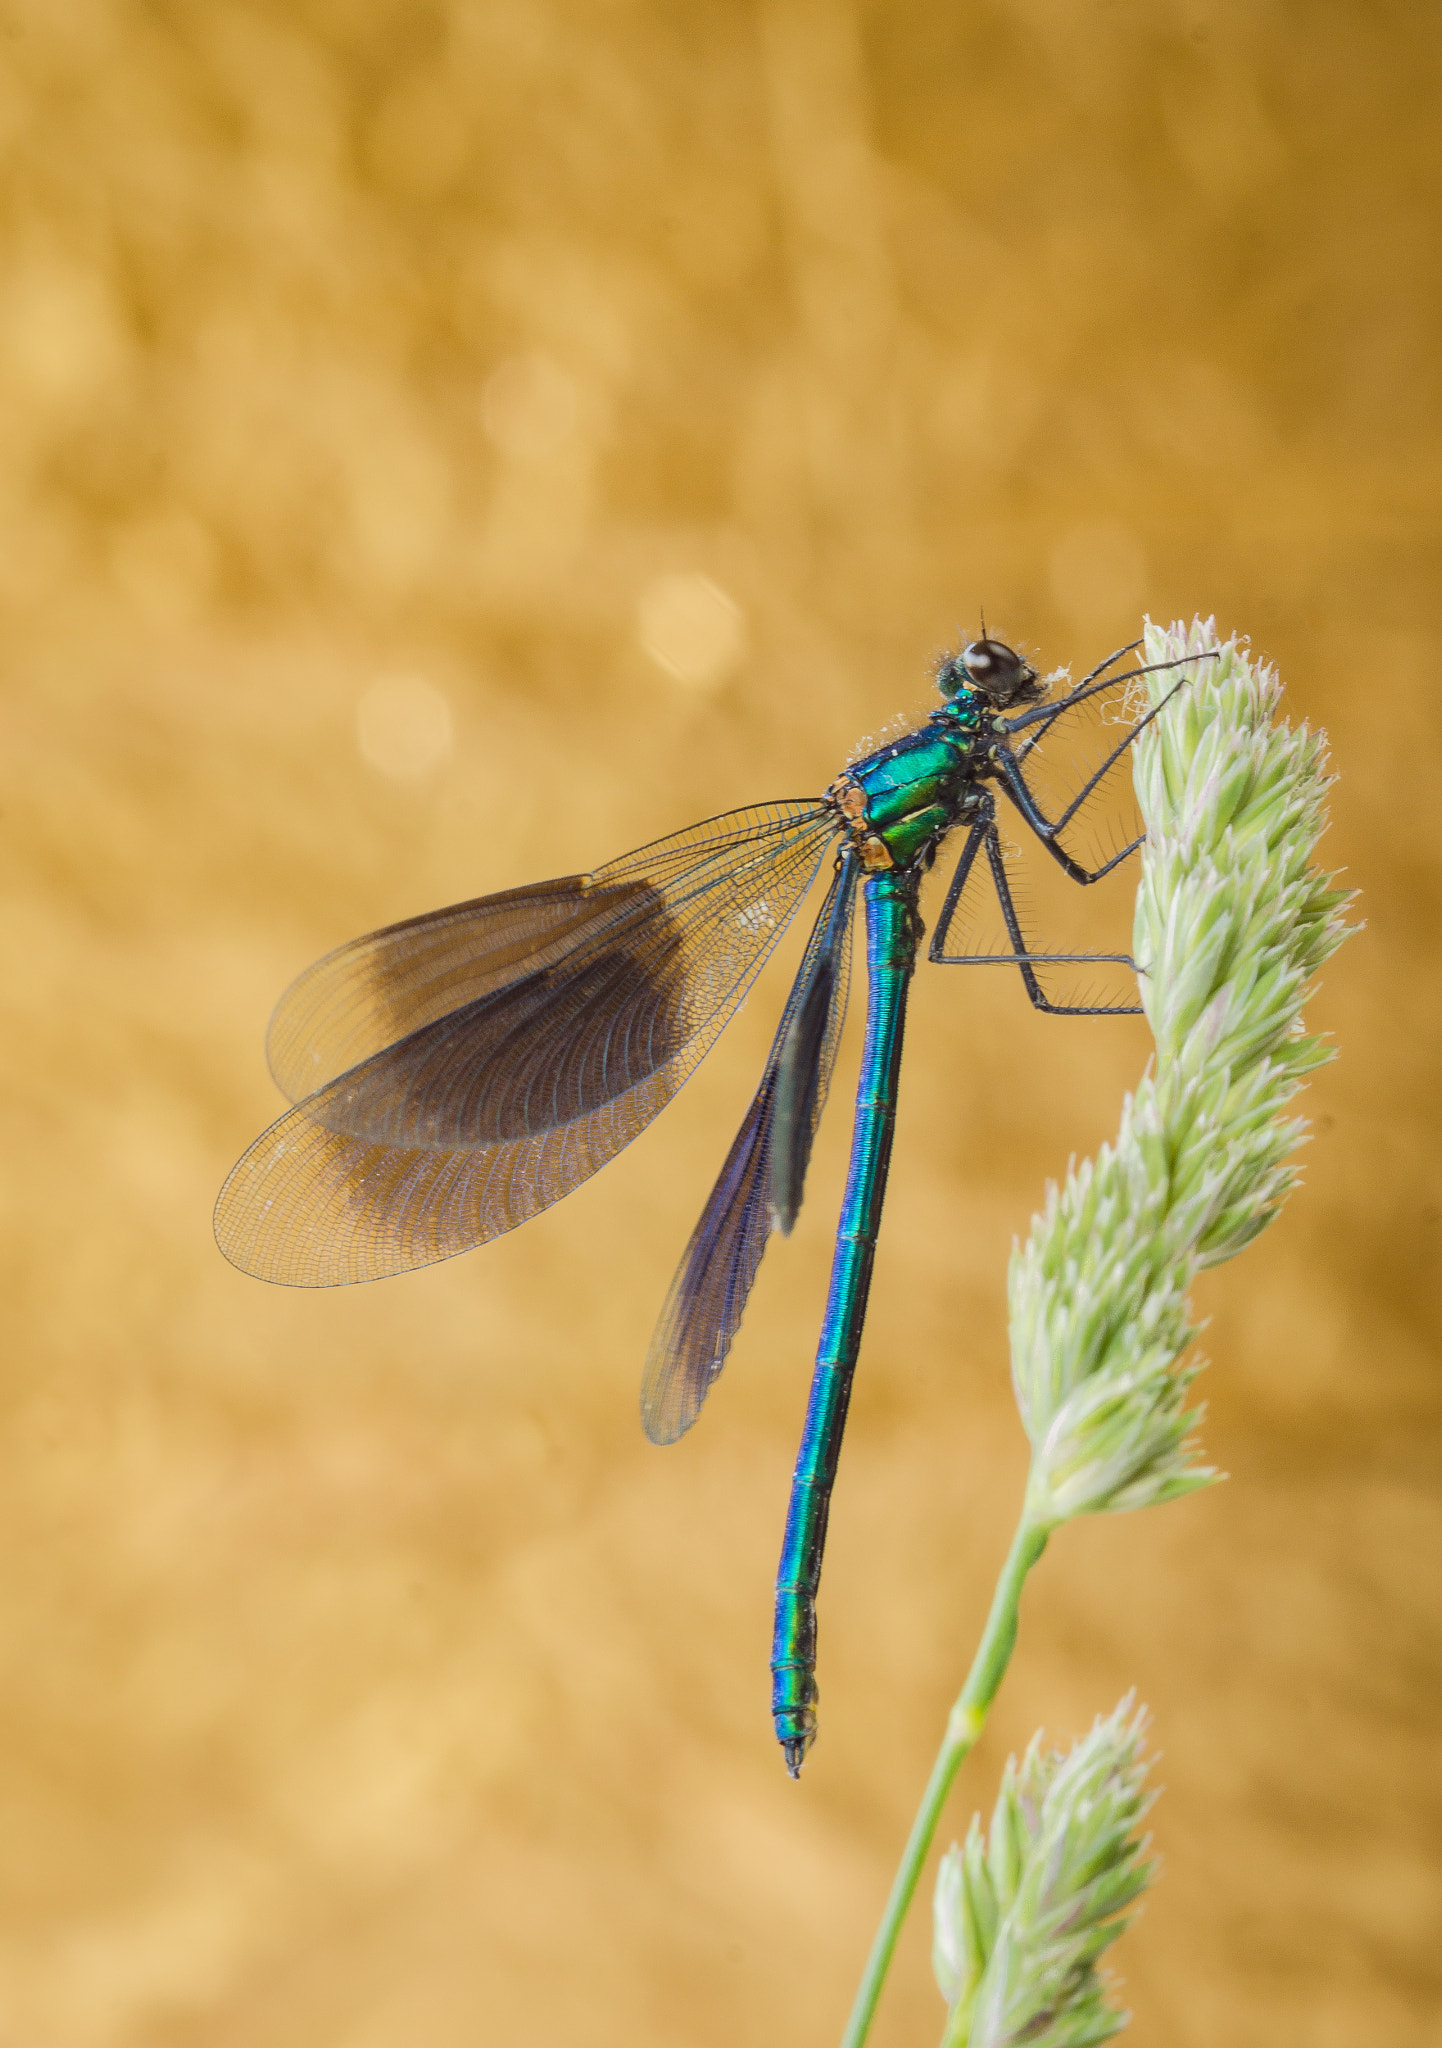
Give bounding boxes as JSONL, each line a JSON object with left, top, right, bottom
{"left": 937, "top": 637, "right": 1044, "bottom": 708}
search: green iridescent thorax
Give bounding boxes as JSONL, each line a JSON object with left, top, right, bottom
{"left": 840, "top": 697, "right": 989, "bottom": 869}
{"left": 940, "top": 683, "right": 985, "bottom": 730}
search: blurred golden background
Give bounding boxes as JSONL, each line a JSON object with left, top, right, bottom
{"left": 0, "top": 0, "right": 1435, "bottom": 2042}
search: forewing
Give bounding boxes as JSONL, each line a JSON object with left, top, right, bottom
{"left": 640, "top": 857, "right": 856, "bottom": 1445}
{"left": 267, "top": 877, "right": 651, "bottom": 1104}
{"left": 277, "top": 886, "right": 686, "bottom": 1150}
{"left": 216, "top": 802, "right": 835, "bottom": 1285}
{"left": 266, "top": 801, "right": 830, "bottom": 1104}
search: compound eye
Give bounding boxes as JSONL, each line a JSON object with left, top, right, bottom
{"left": 961, "top": 636, "right": 1041, "bottom": 704}
{"left": 963, "top": 638, "right": 1022, "bottom": 694}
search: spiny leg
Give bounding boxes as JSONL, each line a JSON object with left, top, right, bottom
{"left": 925, "top": 809, "right": 993, "bottom": 964}
{"left": 1004, "top": 646, "right": 1214, "bottom": 762}
{"left": 991, "top": 655, "right": 1213, "bottom": 883}
{"left": 979, "top": 822, "right": 1141, "bottom": 1016}
{"left": 994, "top": 753, "right": 1141, "bottom": 884}
{"left": 927, "top": 805, "right": 1138, "bottom": 1008}
{"left": 1010, "top": 637, "right": 1141, "bottom": 769}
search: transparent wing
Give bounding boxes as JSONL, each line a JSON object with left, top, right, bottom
{"left": 267, "top": 876, "right": 666, "bottom": 1105}
{"left": 640, "top": 855, "right": 857, "bottom": 1445}
{"left": 215, "top": 803, "right": 836, "bottom": 1286}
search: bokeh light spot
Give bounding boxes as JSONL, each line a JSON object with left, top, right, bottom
{"left": 356, "top": 675, "right": 453, "bottom": 781}
{"left": 637, "top": 573, "right": 747, "bottom": 690}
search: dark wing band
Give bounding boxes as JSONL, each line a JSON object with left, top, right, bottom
{"left": 215, "top": 802, "right": 836, "bottom": 1286}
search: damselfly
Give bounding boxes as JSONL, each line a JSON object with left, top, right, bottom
{"left": 216, "top": 634, "right": 1192, "bottom": 1772}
